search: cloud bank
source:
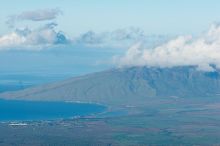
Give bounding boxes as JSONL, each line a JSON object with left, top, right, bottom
{"left": 117, "top": 24, "right": 220, "bottom": 72}
{"left": 6, "top": 8, "right": 62, "bottom": 28}
{"left": 75, "top": 28, "right": 169, "bottom": 49}
{"left": 0, "top": 25, "right": 168, "bottom": 50}
{"left": 0, "top": 23, "right": 68, "bottom": 50}
{"left": 0, "top": 8, "right": 67, "bottom": 50}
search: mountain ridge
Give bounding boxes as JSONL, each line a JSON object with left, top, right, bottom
{"left": 1, "top": 66, "right": 220, "bottom": 106}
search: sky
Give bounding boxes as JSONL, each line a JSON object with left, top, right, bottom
{"left": 1, "top": 0, "right": 220, "bottom": 35}
{"left": 1, "top": 0, "right": 220, "bottom": 80}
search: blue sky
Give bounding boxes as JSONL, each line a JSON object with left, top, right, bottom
{"left": 1, "top": 0, "right": 220, "bottom": 80}
{"left": 1, "top": 0, "right": 220, "bottom": 36}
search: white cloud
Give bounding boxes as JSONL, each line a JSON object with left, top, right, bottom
{"left": 0, "top": 23, "right": 68, "bottom": 51}
{"left": 6, "top": 8, "right": 62, "bottom": 28}
{"left": 74, "top": 27, "right": 169, "bottom": 49}
{"left": 116, "top": 23, "right": 220, "bottom": 72}
{"left": 1, "top": 12, "right": 170, "bottom": 52}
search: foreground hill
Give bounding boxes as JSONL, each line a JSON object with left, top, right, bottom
{"left": 1, "top": 66, "right": 220, "bottom": 106}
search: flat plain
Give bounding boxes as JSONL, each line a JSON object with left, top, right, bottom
{"left": 1, "top": 96, "right": 220, "bottom": 146}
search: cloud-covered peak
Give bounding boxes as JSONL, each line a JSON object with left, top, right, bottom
{"left": 116, "top": 23, "right": 220, "bottom": 72}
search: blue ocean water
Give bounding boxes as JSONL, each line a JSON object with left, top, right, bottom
{"left": 0, "top": 99, "right": 106, "bottom": 121}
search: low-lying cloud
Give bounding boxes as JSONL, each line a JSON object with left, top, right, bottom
{"left": 6, "top": 8, "right": 62, "bottom": 28}
{"left": 0, "top": 9, "right": 170, "bottom": 50}
{"left": 116, "top": 23, "right": 220, "bottom": 72}
{"left": 0, "top": 23, "right": 68, "bottom": 50}
{"left": 75, "top": 27, "right": 169, "bottom": 49}
{"left": 1, "top": 26, "right": 166, "bottom": 50}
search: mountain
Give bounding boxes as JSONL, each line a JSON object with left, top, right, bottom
{"left": 1, "top": 66, "right": 220, "bottom": 106}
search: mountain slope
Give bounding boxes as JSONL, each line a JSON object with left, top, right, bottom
{"left": 1, "top": 66, "right": 220, "bottom": 106}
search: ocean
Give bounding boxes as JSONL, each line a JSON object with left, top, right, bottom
{"left": 0, "top": 99, "right": 105, "bottom": 121}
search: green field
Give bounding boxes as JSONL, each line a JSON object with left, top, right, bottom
{"left": 1, "top": 97, "right": 220, "bottom": 146}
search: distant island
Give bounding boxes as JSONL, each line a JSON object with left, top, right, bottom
{"left": 1, "top": 66, "right": 220, "bottom": 108}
